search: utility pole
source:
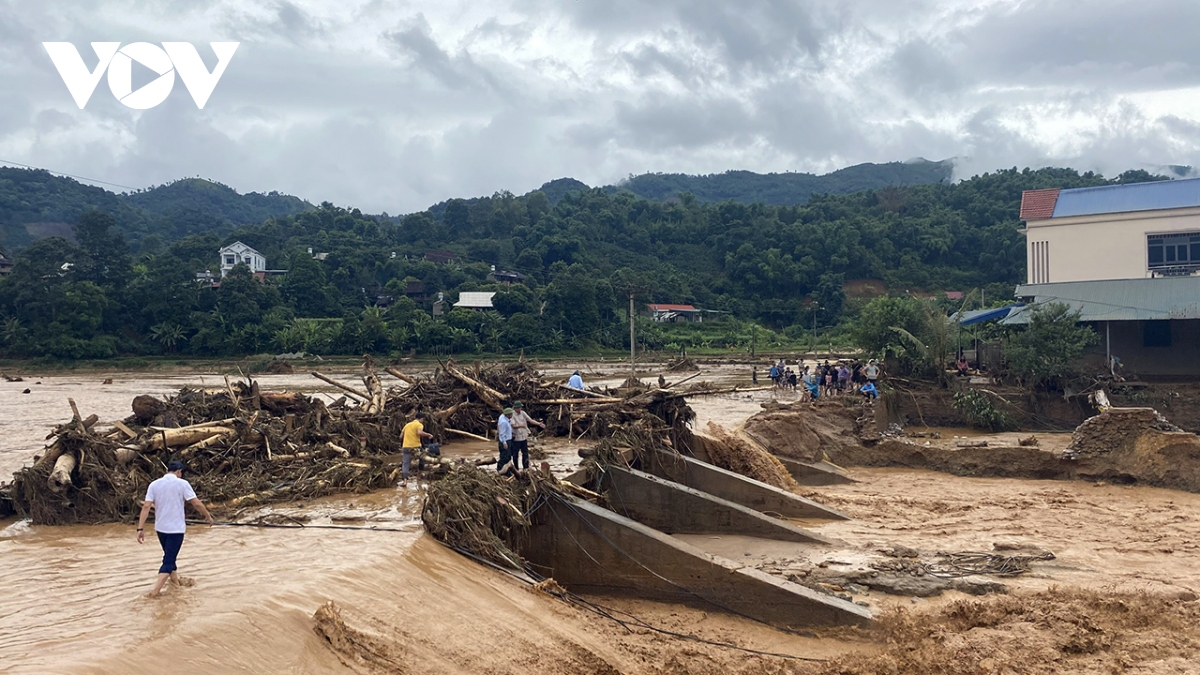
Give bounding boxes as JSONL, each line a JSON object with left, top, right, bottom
{"left": 750, "top": 324, "right": 756, "bottom": 358}
{"left": 628, "top": 289, "right": 636, "bottom": 377}
{"left": 811, "top": 305, "right": 820, "bottom": 357}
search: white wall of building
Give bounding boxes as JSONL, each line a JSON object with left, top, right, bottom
{"left": 219, "top": 242, "right": 267, "bottom": 277}
{"left": 1025, "top": 206, "right": 1200, "bottom": 283}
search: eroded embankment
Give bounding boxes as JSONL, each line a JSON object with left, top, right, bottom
{"left": 745, "top": 401, "right": 1200, "bottom": 493}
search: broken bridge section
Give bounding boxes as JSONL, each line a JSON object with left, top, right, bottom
{"left": 640, "top": 449, "right": 851, "bottom": 520}
{"left": 521, "top": 495, "right": 872, "bottom": 629}
{"left": 599, "top": 465, "right": 832, "bottom": 544}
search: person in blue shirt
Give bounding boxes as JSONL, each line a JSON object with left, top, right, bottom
{"left": 497, "top": 408, "right": 516, "bottom": 476}
{"left": 567, "top": 371, "right": 585, "bottom": 390}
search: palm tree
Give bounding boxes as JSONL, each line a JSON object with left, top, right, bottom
{"left": 150, "top": 322, "right": 185, "bottom": 353}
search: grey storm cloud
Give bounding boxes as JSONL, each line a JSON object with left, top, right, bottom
{"left": 2, "top": 0, "right": 1200, "bottom": 213}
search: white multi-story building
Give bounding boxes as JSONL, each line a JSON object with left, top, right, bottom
{"left": 1007, "top": 179, "right": 1200, "bottom": 376}
{"left": 218, "top": 241, "right": 267, "bottom": 278}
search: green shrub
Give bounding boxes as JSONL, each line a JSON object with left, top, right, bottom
{"left": 952, "top": 389, "right": 1016, "bottom": 432}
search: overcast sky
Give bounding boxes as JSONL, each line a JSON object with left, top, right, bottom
{"left": 3, "top": 0, "right": 1200, "bottom": 213}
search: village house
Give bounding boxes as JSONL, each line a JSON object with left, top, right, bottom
{"left": 1007, "top": 178, "right": 1200, "bottom": 376}
{"left": 648, "top": 303, "right": 704, "bottom": 323}
{"left": 454, "top": 291, "right": 496, "bottom": 311}
{"left": 219, "top": 241, "right": 267, "bottom": 277}
{"left": 0, "top": 250, "right": 12, "bottom": 276}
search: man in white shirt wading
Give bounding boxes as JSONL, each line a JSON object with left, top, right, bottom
{"left": 136, "top": 461, "right": 214, "bottom": 598}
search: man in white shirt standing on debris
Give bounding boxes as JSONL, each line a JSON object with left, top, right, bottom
{"left": 497, "top": 408, "right": 516, "bottom": 476}
{"left": 136, "top": 461, "right": 214, "bottom": 598}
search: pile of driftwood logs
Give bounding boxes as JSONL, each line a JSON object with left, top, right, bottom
{"left": 1, "top": 358, "right": 698, "bottom": 525}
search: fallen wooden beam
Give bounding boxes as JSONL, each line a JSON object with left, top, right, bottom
{"left": 444, "top": 363, "right": 505, "bottom": 412}
{"left": 114, "top": 447, "right": 141, "bottom": 465}
{"left": 111, "top": 420, "right": 138, "bottom": 440}
{"left": 384, "top": 366, "right": 416, "bottom": 385}
{"left": 446, "top": 428, "right": 491, "bottom": 443}
{"left": 312, "top": 372, "right": 371, "bottom": 401}
{"left": 180, "top": 431, "right": 237, "bottom": 456}
{"left": 147, "top": 426, "right": 236, "bottom": 451}
{"left": 149, "top": 418, "right": 237, "bottom": 432}
{"left": 533, "top": 397, "right": 623, "bottom": 405}
{"left": 662, "top": 372, "right": 702, "bottom": 390}
{"left": 556, "top": 383, "right": 607, "bottom": 398}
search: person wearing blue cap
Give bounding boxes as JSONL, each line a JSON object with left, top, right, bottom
{"left": 136, "top": 460, "right": 214, "bottom": 598}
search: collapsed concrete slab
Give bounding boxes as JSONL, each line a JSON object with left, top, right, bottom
{"left": 600, "top": 465, "right": 832, "bottom": 543}
{"left": 522, "top": 494, "right": 872, "bottom": 628}
{"left": 774, "top": 456, "right": 857, "bottom": 486}
{"left": 642, "top": 450, "right": 850, "bottom": 520}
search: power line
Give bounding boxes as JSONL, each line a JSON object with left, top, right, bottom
{"left": 0, "top": 158, "right": 143, "bottom": 192}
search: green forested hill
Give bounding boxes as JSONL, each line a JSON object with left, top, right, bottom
{"left": 0, "top": 168, "right": 313, "bottom": 250}
{"left": 0, "top": 163, "right": 1167, "bottom": 360}
{"left": 611, "top": 159, "right": 955, "bottom": 204}
{"left": 124, "top": 178, "right": 312, "bottom": 242}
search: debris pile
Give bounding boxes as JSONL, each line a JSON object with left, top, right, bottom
{"left": 665, "top": 356, "right": 699, "bottom": 372}
{"left": 2, "top": 358, "right": 696, "bottom": 525}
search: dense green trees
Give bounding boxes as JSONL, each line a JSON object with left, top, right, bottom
{"left": 0, "top": 165, "right": 1155, "bottom": 360}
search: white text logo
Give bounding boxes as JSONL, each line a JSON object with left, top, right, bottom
{"left": 42, "top": 42, "right": 239, "bottom": 110}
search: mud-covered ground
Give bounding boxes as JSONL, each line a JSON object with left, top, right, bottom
{"left": 6, "top": 361, "right": 1200, "bottom": 673}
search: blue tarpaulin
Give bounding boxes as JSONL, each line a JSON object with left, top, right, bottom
{"left": 957, "top": 305, "right": 1021, "bottom": 326}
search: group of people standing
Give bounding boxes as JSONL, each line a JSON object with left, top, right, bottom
{"left": 396, "top": 401, "right": 548, "bottom": 485}
{"left": 765, "top": 358, "right": 882, "bottom": 401}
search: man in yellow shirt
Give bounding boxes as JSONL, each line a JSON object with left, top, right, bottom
{"left": 401, "top": 412, "right": 434, "bottom": 487}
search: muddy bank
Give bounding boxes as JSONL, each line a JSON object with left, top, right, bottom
{"left": 745, "top": 402, "right": 1200, "bottom": 494}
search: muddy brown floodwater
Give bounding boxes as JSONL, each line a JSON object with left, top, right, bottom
{"left": 6, "top": 364, "right": 1200, "bottom": 673}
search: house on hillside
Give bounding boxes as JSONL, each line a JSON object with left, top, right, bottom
{"left": 486, "top": 266, "right": 526, "bottom": 285}
{"left": 648, "top": 303, "right": 704, "bottom": 323}
{"left": 0, "top": 251, "right": 12, "bottom": 276}
{"left": 403, "top": 280, "right": 428, "bottom": 304}
{"left": 1007, "top": 179, "right": 1200, "bottom": 375}
{"left": 454, "top": 292, "right": 496, "bottom": 311}
{"left": 219, "top": 242, "right": 267, "bottom": 277}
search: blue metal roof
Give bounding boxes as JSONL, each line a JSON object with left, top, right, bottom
{"left": 957, "top": 305, "right": 1020, "bottom": 326}
{"left": 1003, "top": 276, "right": 1200, "bottom": 324}
{"left": 1052, "top": 177, "right": 1200, "bottom": 218}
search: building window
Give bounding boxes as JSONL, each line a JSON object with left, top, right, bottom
{"left": 1029, "top": 241, "right": 1050, "bottom": 283}
{"left": 1143, "top": 321, "right": 1172, "bottom": 348}
{"left": 224, "top": 255, "right": 235, "bottom": 265}
{"left": 1148, "top": 232, "right": 1200, "bottom": 274}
